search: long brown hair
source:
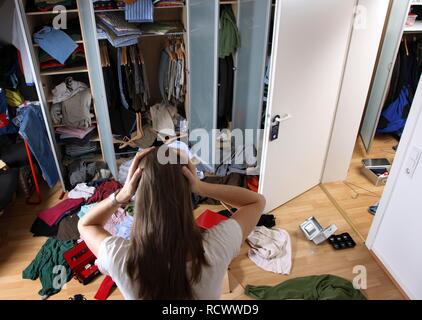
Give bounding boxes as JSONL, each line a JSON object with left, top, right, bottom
{"left": 126, "top": 147, "right": 208, "bottom": 299}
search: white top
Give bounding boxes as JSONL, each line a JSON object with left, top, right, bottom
{"left": 96, "top": 219, "right": 243, "bottom": 300}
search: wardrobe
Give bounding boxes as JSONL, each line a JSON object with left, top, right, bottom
{"left": 14, "top": 0, "right": 362, "bottom": 213}
{"left": 360, "top": 0, "right": 421, "bottom": 152}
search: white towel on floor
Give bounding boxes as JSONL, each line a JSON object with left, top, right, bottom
{"left": 246, "top": 226, "right": 292, "bottom": 275}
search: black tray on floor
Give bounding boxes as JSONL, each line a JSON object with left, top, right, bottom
{"left": 328, "top": 233, "right": 356, "bottom": 250}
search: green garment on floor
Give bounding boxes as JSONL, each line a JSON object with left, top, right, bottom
{"left": 219, "top": 5, "right": 240, "bottom": 58}
{"left": 22, "top": 238, "right": 75, "bottom": 298}
{"left": 245, "top": 275, "right": 367, "bottom": 300}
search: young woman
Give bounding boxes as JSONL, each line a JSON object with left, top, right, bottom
{"left": 78, "top": 147, "right": 265, "bottom": 300}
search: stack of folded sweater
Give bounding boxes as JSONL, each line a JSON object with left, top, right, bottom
{"left": 96, "top": 12, "right": 142, "bottom": 48}
{"left": 30, "top": 0, "right": 76, "bottom": 12}
{"left": 39, "top": 44, "right": 85, "bottom": 71}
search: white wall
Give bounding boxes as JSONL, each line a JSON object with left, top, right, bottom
{"left": 0, "top": 0, "right": 34, "bottom": 84}
{"left": 322, "top": 0, "right": 390, "bottom": 183}
{"left": 366, "top": 76, "right": 422, "bottom": 300}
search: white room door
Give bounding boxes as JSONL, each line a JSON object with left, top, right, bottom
{"left": 259, "top": 0, "right": 357, "bottom": 212}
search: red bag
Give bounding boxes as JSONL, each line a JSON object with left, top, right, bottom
{"left": 64, "top": 240, "right": 100, "bottom": 285}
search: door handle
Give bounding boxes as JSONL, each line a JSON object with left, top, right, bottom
{"left": 270, "top": 114, "right": 292, "bottom": 142}
{"left": 274, "top": 114, "right": 292, "bottom": 123}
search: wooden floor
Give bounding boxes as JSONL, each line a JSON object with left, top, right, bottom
{"left": 0, "top": 140, "right": 403, "bottom": 299}
{"left": 322, "top": 135, "right": 397, "bottom": 239}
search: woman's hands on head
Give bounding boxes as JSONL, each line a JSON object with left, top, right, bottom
{"left": 117, "top": 147, "right": 155, "bottom": 203}
{"left": 179, "top": 153, "right": 203, "bottom": 194}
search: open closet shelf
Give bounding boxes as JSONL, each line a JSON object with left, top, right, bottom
{"left": 95, "top": 6, "right": 184, "bottom": 13}
{"left": 404, "top": 21, "right": 422, "bottom": 33}
{"left": 53, "top": 121, "right": 97, "bottom": 129}
{"left": 33, "top": 40, "right": 84, "bottom": 47}
{"left": 40, "top": 65, "right": 88, "bottom": 76}
{"left": 26, "top": 9, "right": 79, "bottom": 15}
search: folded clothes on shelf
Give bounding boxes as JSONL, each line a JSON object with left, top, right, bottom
{"left": 56, "top": 125, "right": 97, "bottom": 140}
{"left": 30, "top": 0, "right": 77, "bottom": 12}
{"left": 65, "top": 142, "right": 99, "bottom": 158}
{"left": 125, "top": 0, "right": 154, "bottom": 23}
{"left": 39, "top": 44, "right": 85, "bottom": 71}
{"left": 34, "top": 27, "right": 78, "bottom": 64}
{"left": 154, "top": 0, "right": 184, "bottom": 8}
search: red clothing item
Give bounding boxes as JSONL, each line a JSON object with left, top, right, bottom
{"left": 95, "top": 276, "right": 116, "bottom": 300}
{"left": 38, "top": 198, "right": 84, "bottom": 226}
{"left": 87, "top": 180, "right": 122, "bottom": 204}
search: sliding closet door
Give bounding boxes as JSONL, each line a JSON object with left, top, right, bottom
{"left": 187, "top": 0, "right": 218, "bottom": 132}
{"left": 14, "top": 0, "right": 67, "bottom": 190}
{"left": 78, "top": 0, "right": 118, "bottom": 177}
{"left": 360, "top": 0, "right": 411, "bottom": 152}
{"left": 260, "top": 0, "right": 356, "bottom": 212}
{"left": 232, "top": 0, "right": 272, "bottom": 131}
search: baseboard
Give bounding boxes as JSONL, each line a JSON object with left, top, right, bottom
{"left": 368, "top": 249, "right": 410, "bottom": 300}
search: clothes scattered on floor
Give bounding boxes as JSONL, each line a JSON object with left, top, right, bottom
{"left": 246, "top": 176, "right": 259, "bottom": 193}
{"left": 38, "top": 198, "right": 84, "bottom": 227}
{"left": 115, "top": 214, "right": 134, "bottom": 240}
{"left": 95, "top": 275, "right": 116, "bottom": 300}
{"left": 193, "top": 173, "right": 246, "bottom": 205}
{"left": 77, "top": 203, "right": 97, "bottom": 219}
{"left": 247, "top": 226, "right": 292, "bottom": 275}
{"left": 56, "top": 214, "right": 80, "bottom": 241}
{"left": 67, "top": 160, "right": 98, "bottom": 188}
{"left": 68, "top": 183, "right": 96, "bottom": 200}
{"left": 22, "top": 238, "right": 75, "bottom": 299}
{"left": 245, "top": 275, "right": 367, "bottom": 300}
{"left": 104, "top": 208, "right": 127, "bottom": 236}
{"left": 33, "top": 26, "right": 78, "bottom": 64}
{"left": 87, "top": 180, "right": 122, "bottom": 204}
{"left": 368, "top": 202, "right": 379, "bottom": 216}
{"left": 214, "top": 144, "right": 258, "bottom": 177}
{"left": 31, "top": 218, "right": 60, "bottom": 237}
{"left": 257, "top": 214, "right": 276, "bottom": 228}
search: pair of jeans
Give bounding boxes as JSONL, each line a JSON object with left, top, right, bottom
{"left": 15, "top": 104, "right": 59, "bottom": 188}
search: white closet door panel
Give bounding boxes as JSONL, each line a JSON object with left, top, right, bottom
{"left": 260, "top": 0, "right": 356, "bottom": 212}
{"left": 360, "top": 0, "right": 411, "bottom": 152}
{"left": 14, "top": 0, "right": 66, "bottom": 190}
{"left": 232, "top": 0, "right": 271, "bottom": 131}
{"left": 187, "top": 0, "right": 218, "bottom": 133}
{"left": 322, "top": 0, "right": 390, "bottom": 183}
{"left": 78, "top": 0, "right": 118, "bottom": 177}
